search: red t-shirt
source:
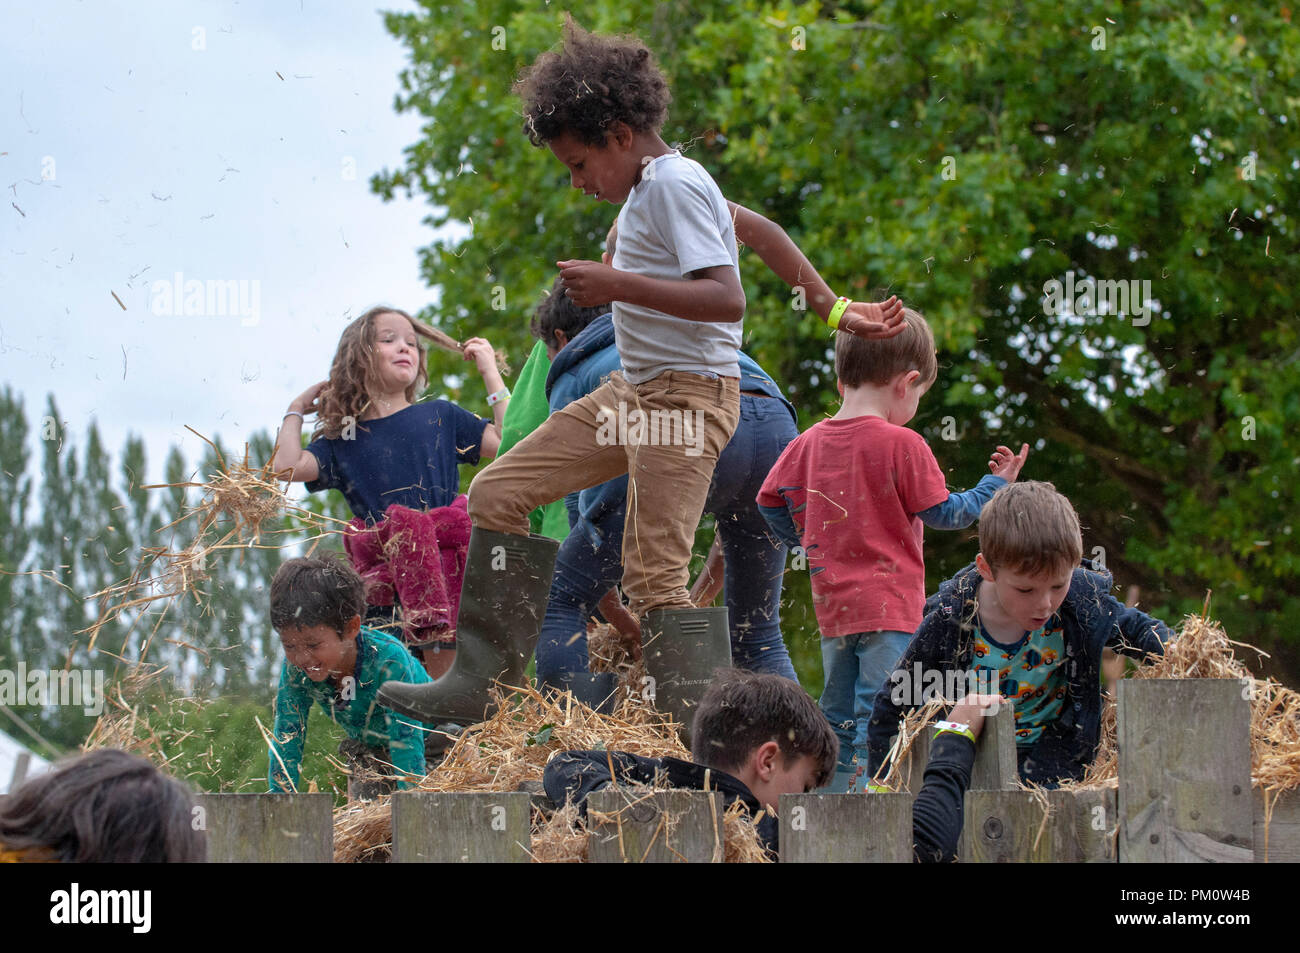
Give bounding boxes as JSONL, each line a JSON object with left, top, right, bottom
{"left": 757, "top": 415, "right": 950, "bottom": 637}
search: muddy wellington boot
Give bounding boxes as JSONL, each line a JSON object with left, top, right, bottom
{"left": 641, "top": 606, "right": 732, "bottom": 745}
{"left": 379, "top": 528, "right": 559, "bottom": 725}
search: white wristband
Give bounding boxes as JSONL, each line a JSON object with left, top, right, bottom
{"left": 486, "top": 388, "right": 510, "bottom": 407}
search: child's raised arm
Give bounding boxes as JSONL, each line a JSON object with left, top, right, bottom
{"left": 726, "top": 201, "right": 905, "bottom": 340}
{"left": 916, "top": 444, "right": 1030, "bottom": 531}
{"left": 270, "top": 381, "right": 325, "bottom": 483}
{"left": 463, "top": 337, "right": 508, "bottom": 460}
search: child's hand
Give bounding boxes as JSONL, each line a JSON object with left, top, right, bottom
{"left": 988, "top": 443, "right": 1029, "bottom": 481}
{"left": 557, "top": 259, "right": 619, "bottom": 308}
{"left": 290, "top": 380, "right": 328, "bottom": 416}
{"left": 837, "top": 296, "right": 906, "bottom": 340}
{"left": 462, "top": 337, "right": 497, "bottom": 374}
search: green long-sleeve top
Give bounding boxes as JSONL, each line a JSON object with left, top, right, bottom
{"left": 499, "top": 339, "right": 571, "bottom": 541}
{"left": 268, "top": 626, "right": 432, "bottom": 792}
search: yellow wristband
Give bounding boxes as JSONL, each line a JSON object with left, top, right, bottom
{"left": 934, "top": 724, "right": 976, "bottom": 744}
{"left": 827, "top": 296, "right": 852, "bottom": 330}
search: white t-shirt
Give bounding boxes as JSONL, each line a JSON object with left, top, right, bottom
{"left": 611, "top": 151, "right": 742, "bottom": 384}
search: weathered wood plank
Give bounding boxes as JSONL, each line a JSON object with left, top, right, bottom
{"left": 195, "top": 793, "right": 333, "bottom": 863}
{"left": 587, "top": 789, "right": 723, "bottom": 863}
{"left": 391, "top": 792, "right": 531, "bottom": 863}
{"left": 969, "top": 705, "right": 1018, "bottom": 791}
{"left": 961, "top": 788, "right": 1117, "bottom": 862}
{"left": 778, "top": 793, "right": 912, "bottom": 863}
{"left": 1254, "top": 788, "right": 1300, "bottom": 863}
{"left": 1118, "top": 679, "right": 1253, "bottom": 863}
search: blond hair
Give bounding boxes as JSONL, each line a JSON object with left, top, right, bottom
{"left": 834, "top": 307, "right": 937, "bottom": 388}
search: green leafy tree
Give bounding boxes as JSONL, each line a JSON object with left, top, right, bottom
{"left": 375, "top": 1, "right": 1300, "bottom": 686}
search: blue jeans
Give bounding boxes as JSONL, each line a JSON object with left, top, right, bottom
{"left": 820, "top": 630, "right": 914, "bottom": 770}
{"left": 536, "top": 394, "right": 799, "bottom": 685}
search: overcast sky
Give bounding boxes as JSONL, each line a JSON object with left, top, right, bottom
{"left": 2, "top": 0, "right": 456, "bottom": 485}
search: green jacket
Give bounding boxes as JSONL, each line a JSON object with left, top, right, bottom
{"left": 499, "top": 339, "right": 570, "bottom": 540}
{"left": 268, "top": 627, "right": 431, "bottom": 792}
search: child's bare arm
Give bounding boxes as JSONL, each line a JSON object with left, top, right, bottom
{"left": 726, "top": 201, "right": 905, "bottom": 339}
{"left": 270, "top": 381, "right": 325, "bottom": 483}
{"left": 557, "top": 258, "right": 745, "bottom": 324}
{"left": 464, "top": 337, "right": 507, "bottom": 460}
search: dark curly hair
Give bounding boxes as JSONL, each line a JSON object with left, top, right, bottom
{"left": 515, "top": 15, "right": 671, "bottom": 146}
{"left": 529, "top": 274, "right": 610, "bottom": 352}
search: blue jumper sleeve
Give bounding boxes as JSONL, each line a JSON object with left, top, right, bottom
{"left": 758, "top": 503, "right": 801, "bottom": 550}
{"left": 916, "top": 475, "right": 1007, "bottom": 530}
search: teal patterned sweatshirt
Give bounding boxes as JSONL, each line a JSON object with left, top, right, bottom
{"left": 268, "top": 626, "right": 432, "bottom": 792}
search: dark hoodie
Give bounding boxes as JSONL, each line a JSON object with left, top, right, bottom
{"left": 864, "top": 560, "right": 1171, "bottom": 787}
{"left": 543, "top": 738, "right": 979, "bottom": 862}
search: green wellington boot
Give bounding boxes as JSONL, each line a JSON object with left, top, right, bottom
{"left": 379, "top": 527, "right": 559, "bottom": 725}
{"left": 641, "top": 606, "right": 732, "bottom": 745}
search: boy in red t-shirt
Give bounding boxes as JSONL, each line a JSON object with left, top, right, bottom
{"left": 757, "top": 309, "right": 1028, "bottom": 790}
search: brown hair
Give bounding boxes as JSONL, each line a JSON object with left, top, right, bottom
{"left": 978, "top": 481, "right": 1083, "bottom": 577}
{"left": 515, "top": 16, "right": 671, "bottom": 147}
{"left": 314, "top": 307, "right": 466, "bottom": 440}
{"left": 0, "top": 748, "right": 206, "bottom": 862}
{"left": 691, "top": 668, "right": 838, "bottom": 787}
{"left": 269, "top": 554, "right": 367, "bottom": 635}
{"left": 834, "top": 307, "right": 937, "bottom": 389}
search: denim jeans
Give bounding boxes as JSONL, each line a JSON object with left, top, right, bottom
{"left": 536, "top": 394, "right": 799, "bottom": 686}
{"left": 820, "top": 629, "right": 914, "bottom": 770}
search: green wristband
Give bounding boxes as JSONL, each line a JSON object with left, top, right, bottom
{"left": 934, "top": 724, "right": 976, "bottom": 744}
{"left": 827, "top": 296, "right": 852, "bottom": 330}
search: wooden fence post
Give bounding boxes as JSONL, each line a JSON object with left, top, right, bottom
{"left": 1118, "top": 679, "right": 1253, "bottom": 862}
{"left": 587, "top": 789, "right": 723, "bottom": 863}
{"left": 961, "top": 788, "right": 1117, "bottom": 862}
{"left": 195, "top": 793, "right": 333, "bottom": 863}
{"left": 893, "top": 704, "right": 1016, "bottom": 794}
{"left": 778, "top": 793, "right": 913, "bottom": 862}
{"left": 391, "top": 791, "right": 532, "bottom": 863}
{"left": 969, "top": 704, "right": 1018, "bottom": 791}
{"left": 1254, "top": 788, "right": 1300, "bottom": 863}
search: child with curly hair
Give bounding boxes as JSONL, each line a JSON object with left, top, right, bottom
{"left": 381, "top": 18, "right": 903, "bottom": 730}
{"left": 270, "top": 306, "right": 507, "bottom": 677}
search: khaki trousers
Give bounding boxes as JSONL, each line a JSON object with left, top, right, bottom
{"left": 468, "top": 371, "right": 740, "bottom": 619}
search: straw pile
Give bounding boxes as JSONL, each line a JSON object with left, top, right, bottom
{"left": 1068, "top": 613, "right": 1300, "bottom": 796}
{"left": 82, "top": 663, "right": 210, "bottom": 775}
{"left": 869, "top": 698, "right": 947, "bottom": 792}
{"left": 82, "top": 433, "right": 346, "bottom": 660}
{"left": 332, "top": 682, "right": 770, "bottom": 863}
{"left": 587, "top": 621, "right": 648, "bottom": 695}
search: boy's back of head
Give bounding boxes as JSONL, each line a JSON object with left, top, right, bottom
{"left": 530, "top": 274, "right": 610, "bottom": 353}
{"left": 269, "top": 554, "right": 366, "bottom": 634}
{"left": 691, "top": 668, "right": 838, "bottom": 787}
{"left": 979, "top": 480, "right": 1083, "bottom": 577}
{"left": 835, "top": 306, "right": 937, "bottom": 389}
{"left": 514, "top": 16, "right": 671, "bottom": 146}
